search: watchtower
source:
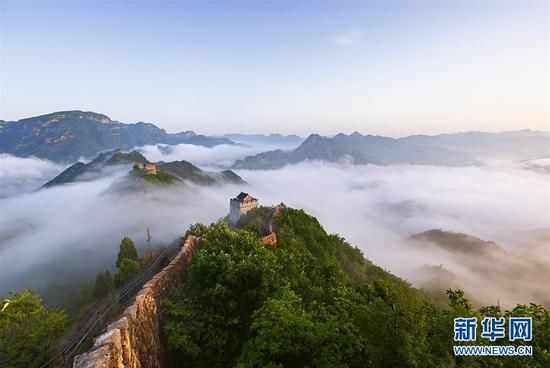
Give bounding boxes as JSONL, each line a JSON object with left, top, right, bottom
{"left": 229, "top": 192, "right": 259, "bottom": 224}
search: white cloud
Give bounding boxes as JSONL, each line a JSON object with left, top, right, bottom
{"left": 332, "top": 26, "right": 363, "bottom": 45}
{"left": 1, "top": 154, "right": 549, "bottom": 308}
{"left": 135, "top": 141, "right": 299, "bottom": 170}
{"left": 0, "top": 154, "right": 63, "bottom": 198}
{"left": 0, "top": 170, "right": 243, "bottom": 301}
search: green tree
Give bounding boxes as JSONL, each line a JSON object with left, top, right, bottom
{"left": 0, "top": 289, "right": 66, "bottom": 368}
{"left": 116, "top": 236, "right": 138, "bottom": 268}
{"left": 163, "top": 223, "right": 279, "bottom": 367}
{"left": 92, "top": 270, "right": 113, "bottom": 300}
{"left": 146, "top": 228, "right": 152, "bottom": 257}
{"left": 114, "top": 259, "right": 140, "bottom": 288}
{"left": 238, "top": 289, "right": 318, "bottom": 367}
{"left": 238, "top": 288, "right": 368, "bottom": 368}
{"left": 502, "top": 303, "right": 550, "bottom": 368}
{"left": 447, "top": 289, "right": 474, "bottom": 315}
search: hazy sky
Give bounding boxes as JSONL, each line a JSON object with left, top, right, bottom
{"left": 1, "top": 1, "right": 548, "bottom": 135}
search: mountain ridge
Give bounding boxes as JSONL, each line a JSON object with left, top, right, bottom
{"left": 222, "top": 133, "right": 303, "bottom": 146}
{"left": 408, "top": 228, "right": 550, "bottom": 306}
{"left": 0, "top": 111, "right": 235, "bottom": 162}
{"left": 233, "top": 131, "right": 480, "bottom": 169}
{"left": 43, "top": 149, "right": 245, "bottom": 189}
{"left": 233, "top": 129, "right": 550, "bottom": 169}
{"left": 399, "top": 129, "right": 550, "bottom": 159}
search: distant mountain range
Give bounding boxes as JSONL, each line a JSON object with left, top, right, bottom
{"left": 0, "top": 111, "right": 235, "bottom": 162}
{"left": 233, "top": 130, "right": 550, "bottom": 169}
{"left": 518, "top": 156, "right": 550, "bottom": 174}
{"left": 222, "top": 133, "right": 303, "bottom": 146}
{"left": 43, "top": 149, "right": 245, "bottom": 189}
{"left": 233, "top": 132, "right": 480, "bottom": 169}
{"left": 3, "top": 111, "right": 549, "bottom": 168}
{"left": 399, "top": 130, "right": 550, "bottom": 160}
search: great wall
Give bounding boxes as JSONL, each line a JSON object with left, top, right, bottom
{"left": 71, "top": 195, "right": 278, "bottom": 368}
{"left": 73, "top": 236, "right": 199, "bottom": 368}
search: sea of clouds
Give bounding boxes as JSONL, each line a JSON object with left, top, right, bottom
{"left": 136, "top": 141, "right": 299, "bottom": 169}
{"left": 0, "top": 154, "right": 63, "bottom": 198}
{"left": 0, "top": 142, "right": 549, "bottom": 307}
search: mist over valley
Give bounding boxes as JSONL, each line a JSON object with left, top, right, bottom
{"left": 1, "top": 130, "right": 549, "bottom": 308}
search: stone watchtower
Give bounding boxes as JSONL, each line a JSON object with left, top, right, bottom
{"left": 229, "top": 192, "right": 259, "bottom": 225}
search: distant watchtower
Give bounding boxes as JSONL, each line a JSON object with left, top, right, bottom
{"left": 230, "top": 192, "right": 259, "bottom": 225}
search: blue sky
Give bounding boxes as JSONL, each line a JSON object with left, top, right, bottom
{"left": 1, "top": 1, "right": 548, "bottom": 135}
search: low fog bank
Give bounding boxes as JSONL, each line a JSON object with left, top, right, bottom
{"left": 136, "top": 141, "right": 300, "bottom": 169}
{"left": 235, "top": 161, "right": 550, "bottom": 307}
{"left": 1, "top": 148, "right": 549, "bottom": 308}
{"left": 0, "top": 170, "right": 241, "bottom": 301}
{"left": 0, "top": 154, "right": 63, "bottom": 197}
{"left": 237, "top": 162, "right": 549, "bottom": 244}
{"left": 0, "top": 139, "right": 299, "bottom": 197}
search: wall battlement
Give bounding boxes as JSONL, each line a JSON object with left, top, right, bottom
{"left": 73, "top": 236, "right": 199, "bottom": 368}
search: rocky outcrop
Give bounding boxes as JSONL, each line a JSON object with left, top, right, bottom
{"left": 73, "top": 236, "right": 199, "bottom": 368}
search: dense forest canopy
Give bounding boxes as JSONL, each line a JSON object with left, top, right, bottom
{"left": 0, "top": 290, "right": 66, "bottom": 367}
{"left": 162, "top": 207, "right": 550, "bottom": 367}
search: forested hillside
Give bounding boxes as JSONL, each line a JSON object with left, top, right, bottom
{"left": 162, "top": 207, "right": 550, "bottom": 367}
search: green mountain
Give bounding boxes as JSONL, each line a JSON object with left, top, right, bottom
{"left": 0, "top": 111, "right": 235, "bottom": 162}
{"left": 162, "top": 207, "right": 550, "bottom": 368}
{"left": 157, "top": 160, "right": 244, "bottom": 186}
{"left": 43, "top": 149, "right": 245, "bottom": 189}
{"left": 43, "top": 149, "right": 149, "bottom": 188}
{"left": 233, "top": 132, "right": 479, "bottom": 169}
